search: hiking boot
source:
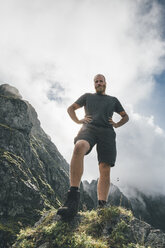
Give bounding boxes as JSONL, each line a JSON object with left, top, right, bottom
{"left": 57, "top": 189, "right": 80, "bottom": 220}
{"left": 97, "top": 200, "right": 107, "bottom": 216}
{"left": 98, "top": 200, "right": 107, "bottom": 208}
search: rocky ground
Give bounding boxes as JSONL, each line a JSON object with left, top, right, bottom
{"left": 12, "top": 206, "right": 165, "bottom": 248}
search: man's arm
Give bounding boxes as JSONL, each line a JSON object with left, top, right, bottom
{"left": 109, "top": 111, "right": 129, "bottom": 128}
{"left": 67, "top": 103, "right": 92, "bottom": 124}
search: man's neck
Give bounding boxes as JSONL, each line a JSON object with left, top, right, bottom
{"left": 96, "top": 91, "right": 106, "bottom": 95}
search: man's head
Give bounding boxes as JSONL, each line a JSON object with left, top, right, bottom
{"left": 94, "top": 74, "right": 106, "bottom": 95}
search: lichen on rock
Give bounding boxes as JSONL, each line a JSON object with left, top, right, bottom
{"left": 12, "top": 206, "right": 165, "bottom": 248}
{"left": 0, "top": 84, "right": 70, "bottom": 247}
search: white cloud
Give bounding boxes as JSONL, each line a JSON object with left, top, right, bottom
{"left": 113, "top": 105, "right": 165, "bottom": 195}
{"left": 0, "top": 0, "right": 165, "bottom": 195}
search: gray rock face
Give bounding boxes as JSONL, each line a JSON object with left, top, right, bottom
{"left": 129, "top": 189, "right": 165, "bottom": 232}
{"left": 83, "top": 180, "right": 165, "bottom": 234}
{"left": 0, "top": 84, "right": 22, "bottom": 99}
{"left": 0, "top": 83, "right": 95, "bottom": 247}
{"left": 120, "top": 216, "right": 165, "bottom": 247}
{"left": 83, "top": 180, "right": 98, "bottom": 207}
{"left": 0, "top": 84, "right": 70, "bottom": 246}
{"left": 98, "top": 209, "right": 165, "bottom": 248}
{"left": 145, "top": 229, "right": 165, "bottom": 247}
{"left": 12, "top": 206, "right": 165, "bottom": 248}
{"left": 0, "top": 96, "right": 32, "bottom": 133}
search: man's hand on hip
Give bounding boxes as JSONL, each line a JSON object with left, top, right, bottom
{"left": 109, "top": 112, "right": 129, "bottom": 128}
{"left": 77, "top": 115, "right": 92, "bottom": 124}
{"left": 109, "top": 118, "right": 118, "bottom": 128}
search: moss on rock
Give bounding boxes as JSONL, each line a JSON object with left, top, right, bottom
{"left": 12, "top": 206, "right": 154, "bottom": 248}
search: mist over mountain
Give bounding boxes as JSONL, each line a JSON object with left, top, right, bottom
{"left": 83, "top": 179, "right": 132, "bottom": 210}
{"left": 83, "top": 179, "right": 165, "bottom": 233}
{"left": 128, "top": 188, "right": 165, "bottom": 232}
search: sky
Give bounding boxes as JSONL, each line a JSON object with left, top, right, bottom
{"left": 0, "top": 0, "right": 165, "bottom": 197}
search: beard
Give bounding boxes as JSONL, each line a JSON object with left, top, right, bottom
{"left": 95, "top": 85, "right": 106, "bottom": 94}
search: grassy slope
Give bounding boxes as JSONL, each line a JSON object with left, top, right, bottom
{"left": 12, "top": 206, "right": 151, "bottom": 248}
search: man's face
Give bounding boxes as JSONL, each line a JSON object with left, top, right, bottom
{"left": 94, "top": 75, "right": 106, "bottom": 94}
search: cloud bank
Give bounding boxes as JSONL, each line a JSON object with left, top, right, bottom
{"left": 0, "top": 0, "right": 165, "bottom": 195}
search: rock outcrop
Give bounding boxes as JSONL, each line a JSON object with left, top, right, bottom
{"left": 0, "top": 84, "right": 71, "bottom": 246}
{"left": 12, "top": 206, "right": 165, "bottom": 248}
{"left": 0, "top": 83, "right": 94, "bottom": 247}
{"left": 83, "top": 179, "right": 165, "bottom": 233}
{"left": 129, "top": 189, "right": 165, "bottom": 232}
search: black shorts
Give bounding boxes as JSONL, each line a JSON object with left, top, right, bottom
{"left": 74, "top": 124, "right": 116, "bottom": 167}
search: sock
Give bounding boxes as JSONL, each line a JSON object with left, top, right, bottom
{"left": 70, "top": 186, "right": 79, "bottom": 191}
{"left": 98, "top": 200, "right": 106, "bottom": 206}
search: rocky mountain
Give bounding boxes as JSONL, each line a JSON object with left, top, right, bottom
{"left": 0, "top": 84, "right": 70, "bottom": 246}
{"left": 83, "top": 180, "right": 132, "bottom": 210}
{"left": 128, "top": 189, "right": 165, "bottom": 232}
{"left": 0, "top": 84, "right": 93, "bottom": 247}
{"left": 83, "top": 179, "right": 165, "bottom": 233}
{"left": 1, "top": 83, "right": 165, "bottom": 247}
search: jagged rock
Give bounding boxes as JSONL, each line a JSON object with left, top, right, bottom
{"left": 83, "top": 179, "right": 132, "bottom": 210}
{"left": 0, "top": 84, "right": 22, "bottom": 99}
{"left": 129, "top": 218, "right": 151, "bottom": 243}
{"left": 108, "top": 183, "right": 132, "bottom": 209}
{"left": 79, "top": 182, "right": 94, "bottom": 211}
{"left": 128, "top": 189, "right": 165, "bottom": 232}
{"left": 12, "top": 206, "right": 165, "bottom": 248}
{"left": 0, "top": 96, "right": 32, "bottom": 133}
{"left": 0, "top": 84, "right": 70, "bottom": 247}
{"left": 145, "top": 229, "right": 165, "bottom": 247}
{"left": 83, "top": 179, "right": 165, "bottom": 235}
{"left": 83, "top": 180, "right": 98, "bottom": 207}
{"left": 37, "top": 243, "right": 49, "bottom": 248}
{"left": 0, "top": 83, "right": 95, "bottom": 247}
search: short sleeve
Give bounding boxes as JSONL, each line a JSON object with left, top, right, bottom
{"left": 74, "top": 93, "right": 87, "bottom": 107}
{"left": 114, "top": 98, "right": 125, "bottom": 113}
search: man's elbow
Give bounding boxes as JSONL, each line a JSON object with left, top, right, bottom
{"left": 67, "top": 105, "right": 75, "bottom": 114}
{"left": 122, "top": 113, "right": 129, "bottom": 123}
{"left": 67, "top": 106, "right": 72, "bottom": 114}
{"left": 126, "top": 114, "right": 129, "bottom": 122}
{"left": 67, "top": 106, "right": 70, "bottom": 113}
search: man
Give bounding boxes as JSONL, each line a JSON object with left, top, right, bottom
{"left": 57, "top": 74, "right": 129, "bottom": 220}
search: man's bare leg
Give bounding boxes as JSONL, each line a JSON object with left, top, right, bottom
{"left": 57, "top": 140, "right": 90, "bottom": 219}
{"left": 70, "top": 140, "right": 90, "bottom": 187}
{"left": 97, "top": 162, "right": 111, "bottom": 202}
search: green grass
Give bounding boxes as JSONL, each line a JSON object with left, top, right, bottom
{"left": 12, "top": 206, "right": 151, "bottom": 248}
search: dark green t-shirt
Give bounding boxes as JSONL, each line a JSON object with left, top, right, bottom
{"left": 75, "top": 93, "right": 125, "bottom": 128}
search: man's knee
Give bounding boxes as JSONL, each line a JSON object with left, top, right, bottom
{"left": 74, "top": 140, "right": 90, "bottom": 156}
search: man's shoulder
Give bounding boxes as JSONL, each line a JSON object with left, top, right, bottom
{"left": 81, "top": 93, "right": 95, "bottom": 98}
{"left": 81, "top": 93, "right": 118, "bottom": 101}
{"left": 80, "top": 93, "right": 93, "bottom": 97}
{"left": 105, "top": 95, "right": 118, "bottom": 101}
{"left": 106, "top": 94, "right": 115, "bottom": 98}
{"left": 85, "top": 93, "right": 115, "bottom": 97}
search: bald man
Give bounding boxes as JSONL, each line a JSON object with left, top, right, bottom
{"left": 57, "top": 74, "right": 129, "bottom": 220}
